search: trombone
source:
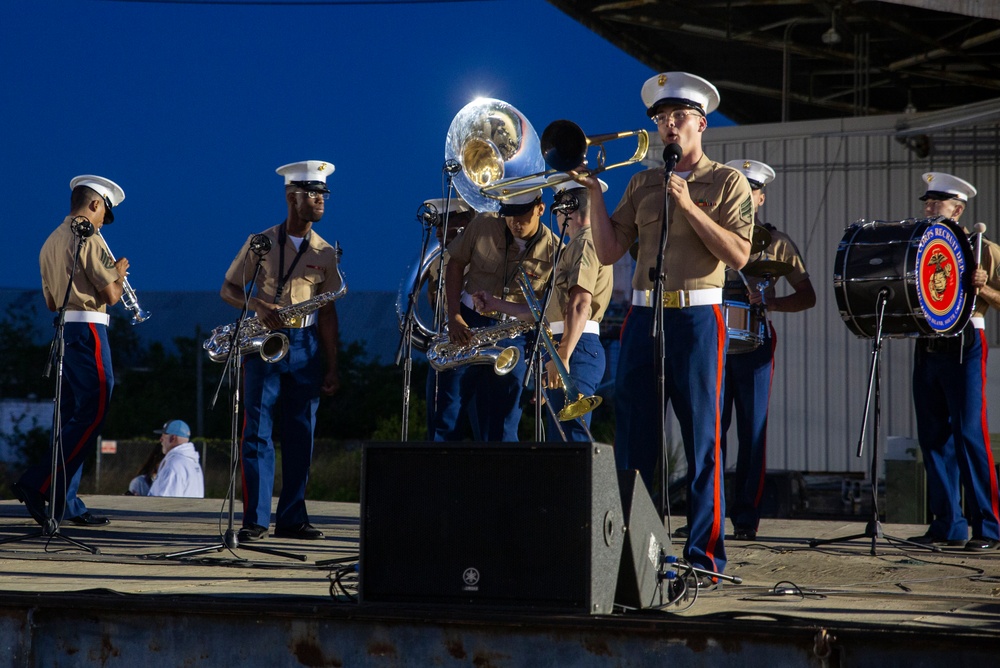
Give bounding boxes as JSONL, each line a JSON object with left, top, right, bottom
{"left": 482, "top": 119, "right": 649, "bottom": 201}
{"left": 515, "top": 267, "right": 601, "bottom": 421}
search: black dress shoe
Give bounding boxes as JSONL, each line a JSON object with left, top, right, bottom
{"left": 672, "top": 524, "right": 689, "bottom": 538}
{"left": 733, "top": 527, "right": 757, "bottom": 541}
{"left": 67, "top": 512, "right": 110, "bottom": 527}
{"left": 11, "top": 482, "right": 48, "bottom": 526}
{"left": 965, "top": 537, "right": 1000, "bottom": 552}
{"left": 907, "top": 531, "right": 966, "bottom": 546}
{"left": 274, "top": 523, "right": 324, "bottom": 540}
{"left": 237, "top": 524, "right": 268, "bottom": 542}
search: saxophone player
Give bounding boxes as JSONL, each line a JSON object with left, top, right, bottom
{"left": 13, "top": 175, "right": 128, "bottom": 528}
{"left": 445, "top": 182, "right": 558, "bottom": 441}
{"left": 220, "top": 160, "right": 342, "bottom": 542}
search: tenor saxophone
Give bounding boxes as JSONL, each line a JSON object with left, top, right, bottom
{"left": 426, "top": 317, "right": 535, "bottom": 375}
{"left": 204, "top": 243, "right": 347, "bottom": 363}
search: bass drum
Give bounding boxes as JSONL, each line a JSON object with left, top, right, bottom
{"left": 396, "top": 243, "right": 445, "bottom": 352}
{"left": 833, "top": 217, "right": 973, "bottom": 338}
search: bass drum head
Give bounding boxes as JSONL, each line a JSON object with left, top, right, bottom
{"left": 915, "top": 218, "right": 973, "bottom": 335}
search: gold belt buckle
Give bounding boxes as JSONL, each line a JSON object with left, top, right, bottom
{"left": 662, "top": 291, "right": 683, "bottom": 309}
{"left": 286, "top": 315, "right": 303, "bottom": 328}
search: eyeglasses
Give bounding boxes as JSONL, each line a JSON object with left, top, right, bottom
{"left": 299, "top": 190, "right": 330, "bottom": 200}
{"left": 651, "top": 110, "right": 700, "bottom": 126}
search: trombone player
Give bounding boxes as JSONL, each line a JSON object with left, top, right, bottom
{"left": 572, "top": 72, "right": 754, "bottom": 581}
{"left": 475, "top": 178, "right": 613, "bottom": 442}
{"left": 445, "top": 183, "right": 557, "bottom": 441}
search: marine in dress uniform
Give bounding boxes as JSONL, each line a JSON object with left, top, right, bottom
{"left": 907, "top": 172, "right": 1000, "bottom": 552}
{"left": 422, "top": 195, "right": 475, "bottom": 441}
{"left": 474, "top": 178, "right": 614, "bottom": 442}
{"left": 445, "top": 181, "right": 557, "bottom": 442}
{"left": 14, "top": 175, "right": 129, "bottom": 527}
{"left": 578, "top": 72, "right": 755, "bottom": 577}
{"left": 720, "top": 160, "right": 815, "bottom": 541}
{"left": 220, "top": 160, "right": 342, "bottom": 542}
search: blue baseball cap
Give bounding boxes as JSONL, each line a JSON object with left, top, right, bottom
{"left": 153, "top": 419, "right": 191, "bottom": 439}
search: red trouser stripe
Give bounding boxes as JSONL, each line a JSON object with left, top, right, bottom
{"left": 704, "top": 305, "right": 727, "bottom": 567}
{"left": 977, "top": 330, "right": 999, "bottom": 525}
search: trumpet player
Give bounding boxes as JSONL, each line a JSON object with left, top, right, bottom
{"left": 475, "top": 178, "right": 613, "bottom": 442}
{"left": 219, "top": 160, "right": 342, "bottom": 542}
{"left": 13, "top": 175, "right": 129, "bottom": 528}
{"left": 445, "top": 182, "right": 557, "bottom": 441}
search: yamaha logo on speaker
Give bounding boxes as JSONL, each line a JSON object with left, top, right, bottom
{"left": 462, "top": 567, "right": 480, "bottom": 591}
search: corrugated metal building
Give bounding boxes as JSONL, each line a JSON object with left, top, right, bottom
{"left": 649, "top": 99, "right": 1000, "bottom": 473}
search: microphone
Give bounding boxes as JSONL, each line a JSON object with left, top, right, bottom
{"left": 974, "top": 223, "right": 986, "bottom": 266}
{"left": 552, "top": 192, "right": 579, "bottom": 214}
{"left": 70, "top": 216, "right": 94, "bottom": 238}
{"left": 250, "top": 234, "right": 271, "bottom": 256}
{"left": 417, "top": 203, "right": 440, "bottom": 227}
{"left": 443, "top": 159, "right": 462, "bottom": 174}
{"left": 663, "top": 143, "right": 683, "bottom": 180}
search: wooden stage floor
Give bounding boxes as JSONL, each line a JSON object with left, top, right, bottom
{"left": 1, "top": 495, "right": 999, "bottom": 666}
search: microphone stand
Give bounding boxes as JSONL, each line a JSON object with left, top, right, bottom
{"left": 523, "top": 206, "right": 581, "bottom": 442}
{"left": 650, "top": 154, "right": 676, "bottom": 534}
{"left": 396, "top": 162, "right": 460, "bottom": 441}
{"left": 809, "top": 289, "right": 937, "bottom": 554}
{"left": 160, "top": 248, "right": 305, "bottom": 561}
{"left": 1, "top": 221, "right": 98, "bottom": 553}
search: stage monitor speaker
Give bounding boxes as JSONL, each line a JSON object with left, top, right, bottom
{"left": 360, "top": 442, "right": 623, "bottom": 614}
{"left": 615, "top": 470, "right": 672, "bottom": 609}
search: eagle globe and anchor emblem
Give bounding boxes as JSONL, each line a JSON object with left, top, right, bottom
{"left": 915, "top": 219, "right": 970, "bottom": 334}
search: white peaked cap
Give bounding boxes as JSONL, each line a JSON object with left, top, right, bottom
{"left": 725, "top": 160, "right": 776, "bottom": 189}
{"left": 546, "top": 175, "right": 608, "bottom": 195}
{"left": 641, "top": 72, "right": 720, "bottom": 116}
{"left": 920, "top": 172, "right": 976, "bottom": 202}
{"left": 69, "top": 175, "right": 125, "bottom": 207}
{"left": 276, "top": 160, "right": 335, "bottom": 189}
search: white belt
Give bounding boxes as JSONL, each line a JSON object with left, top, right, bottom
{"left": 460, "top": 292, "right": 476, "bottom": 311}
{"left": 971, "top": 316, "right": 985, "bottom": 330}
{"left": 63, "top": 311, "right": 109, "bottom": 326}
{"left": 632, "top": 287, "right": 723, "bottom": 309}
{"left": 549, "top": 320, "right": 600, "bottom": 335}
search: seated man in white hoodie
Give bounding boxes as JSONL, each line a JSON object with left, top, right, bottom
{"left": 140, "top": 420, "right": 205, "bottom": 498}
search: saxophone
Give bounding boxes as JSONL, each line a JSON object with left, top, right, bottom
{"left": 426, "top": 318, "right": 536, "bottom": 375}
{"left": 204, "top": 243, "right": 347, "bottom": 363}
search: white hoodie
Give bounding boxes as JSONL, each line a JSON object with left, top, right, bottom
{"left": 148, "top": 442, "right": 205, "bottom": 498}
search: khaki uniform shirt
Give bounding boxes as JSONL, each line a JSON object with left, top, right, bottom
{"left": 610, "top": 154, "right": 754, "bottom": 291}
{"left": 224, "top": 222, "right": 341, "bottom": 308}
{"left": 39, "top": 216, "right": 119, "bottom": 313}
{"left": 745, "top": 225, "right": 809, "bottom": 294}
{"left": 447, "top": 212, "right": 558, "bottom": 303}
{"left": 545, "top": 226, "right": 613, "bottom": 323}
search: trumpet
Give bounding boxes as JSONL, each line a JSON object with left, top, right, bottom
{"left": 96, "top": 231, "right": 150, "bottom": 325}
{"left": 481, "top": 120, "right": 649, "bottom": 201}
{"left": 515, "top": 267, "right": 601, "bottom": 421}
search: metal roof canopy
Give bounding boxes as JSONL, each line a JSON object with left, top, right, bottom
{"left": 546, "top": 0, "right": 1000, "bottom": 125}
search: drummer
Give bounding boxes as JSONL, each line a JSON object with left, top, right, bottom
{"left": 717, "top": 159, "right": 815, "bottom": 541}
{"left": 907, "top": 172, "right": 1000, "bottom": 552}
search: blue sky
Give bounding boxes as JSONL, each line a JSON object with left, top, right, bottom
{"left": 5, "top": 0, "right": 732, "bottom": 296}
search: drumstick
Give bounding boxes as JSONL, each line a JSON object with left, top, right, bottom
{"left": 974, "top": 223, "right": 986, "bottom": 267}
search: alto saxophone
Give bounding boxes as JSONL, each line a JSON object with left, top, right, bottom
{"left": 426, "top": 317, "right": 536, "bottom": 375}
{"left": 204, "top": 243, "right": 347, "bottom": 363}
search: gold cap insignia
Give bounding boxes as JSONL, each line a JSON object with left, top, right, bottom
{"left": 743, "top": 161, "right": 751, "bottom": 169}
{"left": 658, "top": 74, "right": 667, "bottom": 86}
